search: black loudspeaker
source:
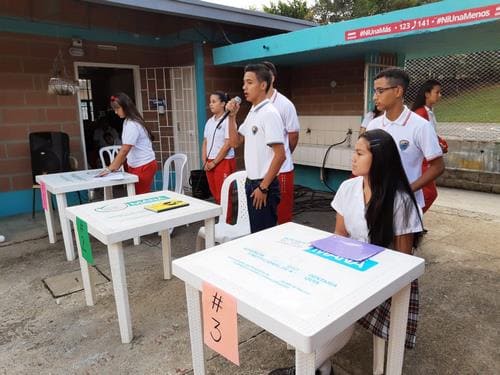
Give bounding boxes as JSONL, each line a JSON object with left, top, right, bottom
{"left": 29, "top": 132, "right": 70, "bottom": 183}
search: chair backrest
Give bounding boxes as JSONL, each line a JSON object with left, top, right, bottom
{"left": 162, "top": 153, "right": 188, "bottom": 193}
{"left": 99, "top": 146, "right": 122, "bottom": 171}
{"left": 219, "top": 170, "right": 250, "bottom": 230}
{"left": 29, "top": 131, "right": 70, "bottom": 183}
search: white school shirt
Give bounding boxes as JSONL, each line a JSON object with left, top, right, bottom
{"left": 203, "top": 115, "right": 235, "bottom": 160}
{"left": 331, "top": 176, "right": 423, "bottom": 244}
{"left": 121, "top": 119, "right": 156, "bottom": 168}
{"left": 270, "top": 89, "right": 300, "bottom": 173}
{"left": 238, "top": 99, "right": 285, "bottom": 180}
{"left": 425, "top": 106, "right": 438, "bottom": 131}
{"left": 366, "top": 105, "right": 442, "bottom": 207}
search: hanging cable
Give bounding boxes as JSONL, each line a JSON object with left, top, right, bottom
{"left": 319, "top": 129, "right": 353, "bottom": 193}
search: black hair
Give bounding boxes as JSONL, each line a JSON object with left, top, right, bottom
{"left": 211, "top": 91, "right": 229, "bottom": 104}
{"left": 361, "top": 129, "right": 422, "bottom": 248}
{"left": 411, "top": 79, "right": 441, "bottom": 111}
{"left": 371, "top": 106, "right": 382, "bottom": 118}
{"left": 110, "top": 92, "right": 154, "bottom": 141}
{"left": 262, "top": 61, "right": 277, "bottom": 82}
{"left": 244, "top": 63, "right": 272, "bottom": 93}
{"left": 375, "top": 68, "right": 410, "bottom": 96}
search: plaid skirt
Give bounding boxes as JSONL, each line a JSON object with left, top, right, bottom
{"left": 358, "top": 279, "right": 419, "bottom": 349}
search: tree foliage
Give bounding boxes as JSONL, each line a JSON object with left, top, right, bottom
{"left": 263, "top": 0, "right": 439, "bottom": 24}
{"left": 262, "top": 0, "right": 311, "bottom": 20}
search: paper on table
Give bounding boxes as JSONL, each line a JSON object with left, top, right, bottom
{"left": 311, "top": 234, "right": 385, "bottom": 262}
{"left": 94, "top": 171, "right": 125, "bottom": 181}
{"left": 202, "top": 282, "right": 239, "bottom": 365}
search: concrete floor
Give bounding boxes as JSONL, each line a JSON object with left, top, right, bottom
{"left": 0, "top": 187, "right": 499, "bottom": 374}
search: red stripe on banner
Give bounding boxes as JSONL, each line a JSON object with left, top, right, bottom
{"left": 345, "top": 5, "right": 499, "bottom": 41}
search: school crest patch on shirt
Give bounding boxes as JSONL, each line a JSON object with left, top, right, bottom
{"left": 399, "top": 139, "right": 410, "bottom": 151}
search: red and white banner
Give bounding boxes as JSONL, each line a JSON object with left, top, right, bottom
{"left": 345, "top": 4, "right": 500, "bottom": 41}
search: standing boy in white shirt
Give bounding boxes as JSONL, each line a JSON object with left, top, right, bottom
{"left": 226, "top": 64, "right": 286, "bottom": 233}
{"left": 366, "top": 68, "right": 444, "bottom": 208}
{"left": 262, "top": 61, "right": 300, "bottom": 224}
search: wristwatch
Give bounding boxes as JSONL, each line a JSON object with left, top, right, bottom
{"left": 258, "top": 185, "right": 268, "bottom": 194}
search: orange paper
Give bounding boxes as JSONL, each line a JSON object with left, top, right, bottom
{"left": 40, "top": 182, "right": 48, "bottom": 211}
{"left": 202, "top": 282, "right": 239, "bottom": 365}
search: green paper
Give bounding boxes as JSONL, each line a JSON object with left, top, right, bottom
{"left": 76, "top": 217, "right": 94, "bottom": 265}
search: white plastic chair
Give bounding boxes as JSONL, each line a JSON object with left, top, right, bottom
{"left": 162, "top": 153, "right": 188, "bottom": 235}
{"left": 99, "top": 145, "right": 122, "bottom": 171}
{"left": 162, "top": 153, "right": 188, "bottom": 193}
{"left": 98, "top": 145, "right": 122, "bottom": 200}
{"left": 196, "top": 170, "right": 250, "bottom": 250}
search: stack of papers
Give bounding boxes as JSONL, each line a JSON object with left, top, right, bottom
{"left": 311, "top": 235, "right": 385, "bottom": 262}
{"left": 94, "top": 171, "right": 125, "bottom": 181}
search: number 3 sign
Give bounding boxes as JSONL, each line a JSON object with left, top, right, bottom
{"left": 202, "top": 282, "right": 239, "bottom": 365}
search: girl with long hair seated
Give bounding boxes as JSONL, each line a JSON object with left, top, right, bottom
{"left": 98, "top": 92, "right": 157, "bottom": 194}
{"left": 270, "top": 130, "right": 423, "bottom": 375}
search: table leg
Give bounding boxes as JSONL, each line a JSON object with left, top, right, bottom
{"left": 55, "top": 193, "right": 75, "bottom": 261}
{"left": 43, "top": 191, "right": 56, "bottom": 244}
{"left": 104, "top": 186, "right": 113, "bottom": 200}
{"left": 203, "top": 217, "right": 215, "bottom": 249}
{"left": 373, "top": 335, "right": 385, "bottom": 375}
{"left": 126, "top": 183, "right": 140, "bottom": 246}
{"left": 295, "top": 349, "right": 316, "bottom": 375}
{"left": 386, "top": 284, "right": 411, "bottom": 375}
{"left": 185, "top": 284, "right": 206, "bottom": 375}
{"left": 107, "top": 242, "right": 133, "bottom": 343}
{"left": 159, "top": 229, "right": 172, "bottom": 280}
{"left": 73, "top": 221, "right": 96, "bottom": 306}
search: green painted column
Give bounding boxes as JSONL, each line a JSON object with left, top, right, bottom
{"left": 193, "top": 42, "right": 207, "bottom": 168}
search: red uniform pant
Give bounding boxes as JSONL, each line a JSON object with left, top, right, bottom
{"left": 206, "top": 158, "right": 236, "bottom": 223}
{"left": 277, "top": 170, "right": 294, "bottom": 224}
{"left": 125, "top": 159, "right": 157, "bottom": 195}
{"left": 421, "top": 159, "right": 437, "bottom": 213}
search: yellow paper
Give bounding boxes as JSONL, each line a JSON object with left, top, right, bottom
{"left": 144, "top": 199, "right": 189, "bottom": 213}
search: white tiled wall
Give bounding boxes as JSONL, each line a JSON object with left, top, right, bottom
{"left": 294, "top": 115, "right": 361, "bottom": 171}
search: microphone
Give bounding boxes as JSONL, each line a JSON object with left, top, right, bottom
{"left": 216, "top": 96, "right": 241, "bottom": 129}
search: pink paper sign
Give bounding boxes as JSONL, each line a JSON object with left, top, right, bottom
{"left": 202, "top": 282, "right": 239, "bottom": 366}
{"left": 40, "top": 182, "right": 48, "bottom": 211}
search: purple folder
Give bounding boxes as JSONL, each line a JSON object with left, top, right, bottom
{"left": 311, "top": 235, "right": 385, "bottom": 262}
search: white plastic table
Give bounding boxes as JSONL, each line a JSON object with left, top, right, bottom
{"left": 173, "top": 222, "right": 425, "bottom": 375}
{"left": 65, "top": 190, "right": 221, "bottom": 344}
{"left": 36, "top": 169, "right": 138, "bottom": 261}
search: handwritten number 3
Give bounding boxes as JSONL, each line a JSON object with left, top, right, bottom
{"left": 210, "top": 317, "right": 222, "bottom": 342}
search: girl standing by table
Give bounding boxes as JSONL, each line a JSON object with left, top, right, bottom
{"left": 99, "top": 92, "right": 157, "bottom": 194}
{"left": 202, "top": 91, "right": 236, "bottom": 222}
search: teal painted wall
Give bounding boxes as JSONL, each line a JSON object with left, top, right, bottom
{"left": 0, "top": 16, "right": 198, "bottom": 48}
{"left": 213, "top": 0, "right": 499, "bottom": 65}
{"left": 194, "top": 42, "right": 207, "bottom": 168}
{"left": 0, "top": 190, "right": 88, "bottom": 218}
{"left": 294, "top": 165, "right": 350, "bottom": 193}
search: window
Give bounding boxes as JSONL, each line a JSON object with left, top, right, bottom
{"left": 79, "top": 79, "right": 94, "bottom": 121}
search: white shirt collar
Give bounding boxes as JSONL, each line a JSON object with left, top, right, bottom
{"left": 249, "top": 98, "right": 270, "bottom": 113}
{"left": 383, "top": 105, "right": 411, "bottom": 127}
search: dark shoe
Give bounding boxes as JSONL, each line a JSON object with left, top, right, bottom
{"left": 268, "top": 367, "right": 295, "bottom": 375}
{"left": 268, "top": 366, "right": 333, "bottom": 375}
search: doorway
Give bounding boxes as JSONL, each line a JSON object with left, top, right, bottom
{"left": 74, "top": 62, "right": 141, "bottom": 169}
